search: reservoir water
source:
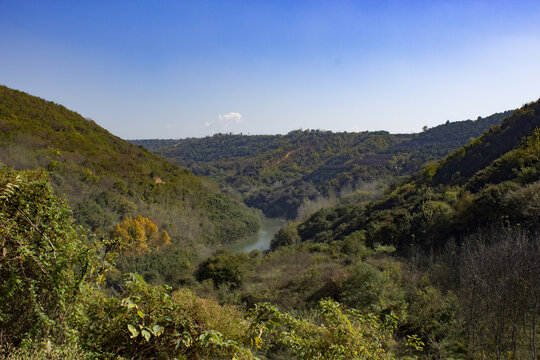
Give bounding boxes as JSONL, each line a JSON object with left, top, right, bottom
{"left": 224, "top": 218, "right": 286, "bottom": 253}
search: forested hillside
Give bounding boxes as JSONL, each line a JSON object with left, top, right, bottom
{"left": 129, "top": 102, "right": 537, "bottom": 359}
{"left": 246, "top": 99, "right": 538, "bottom": 358}
{"left": 276, "top": 100, "right": 539, "bottom": 252}
{"left": 430, "top": 104, "right": 540, "bottom": 186}
{"left": 0, "top": 85, "right": 259, "bottom": 247}
{"left": 132, "top": 110, "right": 511, "bottom": 218}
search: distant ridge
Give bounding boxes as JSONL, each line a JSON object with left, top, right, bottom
{"left": 131, "top": 110, "right": 513, "bottom": 218}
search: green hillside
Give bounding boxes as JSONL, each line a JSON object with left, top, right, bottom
{"left": 0, "top": 85, "right": 260, "bottom": 247}
{"left": 430, "top": 102, "right": 540, "bottom": 186}
{"left": 132, "top": 110, "right": 510, "bottom": 219}
{"left": 227, "top": 99, "right": 538, "bottom": 358}
{"left": 275, "top": 99, "right": 539, "bottom": 252}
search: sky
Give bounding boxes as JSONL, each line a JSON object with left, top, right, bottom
{"left": 1, "top": 0, "right": 540, "bottom": 139}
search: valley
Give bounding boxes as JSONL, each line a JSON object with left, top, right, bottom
{"left": 2, "top": 2, "right": 539, "bottom": 358}
{"left": 1, "top": 86, "right": 538, "bottom": 359}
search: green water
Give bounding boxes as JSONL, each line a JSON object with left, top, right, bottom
{"left": 224, "top": 218, "right": 286, "bottom": 253}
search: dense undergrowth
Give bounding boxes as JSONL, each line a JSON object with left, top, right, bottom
{"left": 2, "top": 167, "right": 537, "bottom": 359}
{"left": 0, "top": 167, "right": 409, "bottom": 359}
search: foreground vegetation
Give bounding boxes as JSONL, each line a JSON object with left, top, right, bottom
{"left": 1, "top": 165, "right": 537, "bottom": 359}
{"left": 1, "top": 168, "right": 409, "bottom": 359}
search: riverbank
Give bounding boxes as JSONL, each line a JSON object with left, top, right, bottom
{"left": 223, "top": 218, "right": 286, "bottom": 253}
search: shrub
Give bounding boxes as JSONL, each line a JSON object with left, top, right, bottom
{"left": 80, "top": 274, "right": 254, "bottom": 359}
{"left": 249, "top": 299, "right": 396, "bottom": 360}
{"left": 0, "top": 168, "right": 97, "bottom": 347}
{"left": 196, "top": 250, "right": 251, "bottom": 289}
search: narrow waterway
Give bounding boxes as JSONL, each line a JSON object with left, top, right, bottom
{"left": 224, "top": 218, "right": 286, "bottom": 253}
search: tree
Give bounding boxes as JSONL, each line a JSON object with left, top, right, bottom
{"left": 196, "top": 250, "right": 250, "bottom": 289}
{"left": 111, "top": 215, "right": 171, "bottom": 254}
{"left": 458, "top": 229, "right": 539, "bottom": 359}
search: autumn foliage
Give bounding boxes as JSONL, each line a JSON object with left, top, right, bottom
{"left": 111, "top": 215, "right": 171, "bottom": 254}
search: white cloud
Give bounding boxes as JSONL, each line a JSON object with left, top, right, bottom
{"left": 204, "top": 112, "right": 243, "bottom": 131}
{"left": 218, "top": 112, "right": 243, "bottom": 124}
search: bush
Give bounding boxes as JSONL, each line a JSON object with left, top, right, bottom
{"left": 340, "top": 262, "right": 388, "bottom": 312}
{"left": 249, "top": 299, "right": 396, "bottom": 360}
{"left": 0, "top": 168, "right": 97, "bottom": 347}
{"left": 196, "top": 250, "right": 251, "bottom": 289}
{"left": 270, "top": 223, "right": 300, "bottom": 250}
{"left": 80, "top": 274, "right": 255, "bottom": 359}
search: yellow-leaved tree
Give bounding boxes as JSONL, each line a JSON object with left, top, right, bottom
{"left": 111, "top": 215, "right": 171, "bottom": 254}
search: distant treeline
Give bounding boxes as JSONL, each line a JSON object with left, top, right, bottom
{"left": 132, "top": 110, "right": 512, "bottom": 218}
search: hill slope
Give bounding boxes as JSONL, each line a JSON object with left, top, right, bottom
{"left": 430, "top": 102, "right": 540, "bottom": 186}
{"left": 0, "top": 85, "right": 260, "bottom": 246}
{"left": 273, "top": 99, "right": 539, "bottom": 252}
{"left": 132, "top": 110, "right": 511, "bottom": 218}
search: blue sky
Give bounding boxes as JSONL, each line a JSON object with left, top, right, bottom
{"left": 1, "top": 0, "right": 540, "bottom": 139}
